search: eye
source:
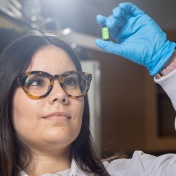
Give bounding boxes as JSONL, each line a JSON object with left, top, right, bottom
{"left": 64, "top": 77, "right": 78, "bottom": 86}
{"left": 25, "top": 78, "right": 45, "bottom": 87}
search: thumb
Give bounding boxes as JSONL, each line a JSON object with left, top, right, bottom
{"left": 95, "top": 39, "right": 126, "bottom": 57}
{"left": 96, "top": 15, "right": 107, "bottom": 27}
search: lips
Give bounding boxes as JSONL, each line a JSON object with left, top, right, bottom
{"left": 43, "top": 112, "right": 71, "bottom": 119}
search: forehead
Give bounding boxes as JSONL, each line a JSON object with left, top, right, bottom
{"left": 26, "top": 45, "right": 77, "bottom": 74}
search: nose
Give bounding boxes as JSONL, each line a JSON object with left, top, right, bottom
{"left": 48, "top": 80, "right": 69, "bottom": 105}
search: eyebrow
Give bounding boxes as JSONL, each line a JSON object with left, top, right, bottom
{"left": 26, "top": 69, "right": 77, "bottom": 75}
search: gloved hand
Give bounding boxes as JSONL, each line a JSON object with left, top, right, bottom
{"left": 95, "top": 3, "right": 176, "bottom": 75}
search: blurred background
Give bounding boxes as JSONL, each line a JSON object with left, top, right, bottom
{"left": 1, "top": 0, "right": 176, "bottom": 158}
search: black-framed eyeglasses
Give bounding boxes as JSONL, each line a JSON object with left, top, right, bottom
{"left": 17, "top": 70, "right": 92, "bottom": 100}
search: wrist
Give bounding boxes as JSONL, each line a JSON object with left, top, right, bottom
{"left": 155, "top": 50, "right": 176, "bottom": 79}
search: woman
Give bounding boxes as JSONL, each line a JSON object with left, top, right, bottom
{"left": 1, "top": 3, "right": 176, "bottom": 176}
{"left": 0, "top": 31, "right": 110, "bottom": 175}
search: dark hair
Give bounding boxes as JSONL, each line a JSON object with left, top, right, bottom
{"left": 0, "top": 31, "right": 109, "bottom": 176}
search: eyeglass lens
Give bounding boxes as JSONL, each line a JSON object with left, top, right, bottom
{"left": 24, "top": 72, "right": 87, "bottom": 97}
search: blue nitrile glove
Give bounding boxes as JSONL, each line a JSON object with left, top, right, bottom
{"left": 95, "top": 3, "right": 176, "bottom": 76}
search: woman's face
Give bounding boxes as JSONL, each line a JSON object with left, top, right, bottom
{"left": 12, "top": 46, "right": 84, "bottom": 154}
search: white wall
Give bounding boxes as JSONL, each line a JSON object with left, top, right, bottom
{"left": 81, "top": 60, "right": 101, "bottom": 155}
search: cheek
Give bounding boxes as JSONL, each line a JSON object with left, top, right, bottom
{"left": 72, "top": 99, "right": 85, "bottom": 141}
{"left": 74, "top": 98, "right": 84, "bottom": 120}
{"left": 72, "top": 98, "right": 84, "bottom": 131}
{"left": 12, "top": 89, "right": 40, "bottom": 132}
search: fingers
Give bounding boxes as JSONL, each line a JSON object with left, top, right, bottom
{"left": 119, "top": 3, "right": 145, "bottom": 17}
{"left": 97, "top": 3, "right": 145, "bottom": 29}
{"left": 112, "top": 3, "right": 145, "bottom": 22}
{"left": 96, "top": 3, "right": 146, "bottom": 44}
{"left": 106, "top": 3, "right": 145, "bottom": 40}
{"left": 106, "top": 14, "right": 125, "bottom": 30}
{"left": 95, "top": 39, "right": 125, "bottom": 57}
{"left": 96, "top": 15, "right": 107, "bottom": 27}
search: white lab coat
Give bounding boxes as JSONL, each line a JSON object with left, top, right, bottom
{"left": 20, "top": 151, "right": 176, "bottom": 175}
{"left": 155, "top": 69, "right": 176, "bottom": 130}
{"left": 20, "top": 70, "right": 176, "bottom": 176}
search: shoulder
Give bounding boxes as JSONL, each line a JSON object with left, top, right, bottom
{"left": 103, "top": 150, "right": 176, "bottom": 176}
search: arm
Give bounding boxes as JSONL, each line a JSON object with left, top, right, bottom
{"left": 95, "top": 3, "right": 176, "bottom": 76}
{"left": 155, "top": 50, "right": 176, "bottom": 79}
{"left": 154, "top": 51, "right": 176, "bottom": 112}
{"left": 96, "top": 2, "right": 176, "bottom": 118}
{"left": 155, "top": 65, "right": 176, "bottom": 113}
{"left": 105, "top": 151, "right": 176, "bottom": 176}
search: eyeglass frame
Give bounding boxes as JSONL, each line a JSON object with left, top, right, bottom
{"left": 16, "top": 70, "right": 92, "bottom": 100}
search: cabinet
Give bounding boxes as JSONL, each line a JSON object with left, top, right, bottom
{"left": 79, "top": 47, "right": 176, "bottom": 157}
{"left": 142, "top": 30, "right": 176, "bottom": 154}
{"left": 157, "top": 84, "right": 175, "bottom": 137}
{"left": 143, "top": 71, "right": 176, "bottom": 153}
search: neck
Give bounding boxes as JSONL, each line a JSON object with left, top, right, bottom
{"left": 25, "top": 148, "right": 71, "bottom": 176}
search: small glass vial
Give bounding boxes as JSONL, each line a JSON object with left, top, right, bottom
{"left": 102, "top": 22, "right": 109, "bottom": 41}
